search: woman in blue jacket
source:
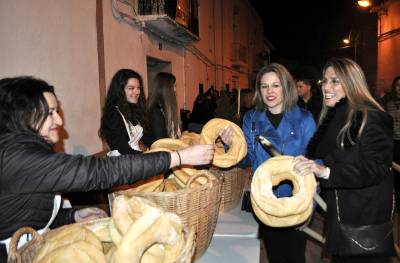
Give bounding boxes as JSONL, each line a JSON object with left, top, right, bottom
{"left": 241, "top": 63, "right": 316, "bottom": 263}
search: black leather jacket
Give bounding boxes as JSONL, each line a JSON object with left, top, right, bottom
{"left": 0, "top": 132, "right": 170, "bottom": 239}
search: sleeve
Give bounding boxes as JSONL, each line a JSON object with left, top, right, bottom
{"left": 3, "top": 140, "right": 171, "bottom": 194}
{"left": 50, "top": 208, "right": 76, "bottom": 228}
{"left": 301, "top": 112, "right": 317, "bottom": 151}
{"left": 321, "top": 111, "right": 393, "bottom": 189}
{"left": 102, "top": 108, "right": 139, "bottom": 155}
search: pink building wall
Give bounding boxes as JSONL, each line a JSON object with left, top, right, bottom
{"left": 377, "top": 0, "right": 400, "bottom": 95}
{"left": 0, "top": 0, "right": 266, "bottom": 154}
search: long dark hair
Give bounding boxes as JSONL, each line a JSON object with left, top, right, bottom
{"left": 147, "top": 72, "right": 179, "bottom": 138}
{"left": 0, "top": 76, "right": 55, "bottom": 137}
{"left": 100, "top": 69, "right": 148, "bottom": 138}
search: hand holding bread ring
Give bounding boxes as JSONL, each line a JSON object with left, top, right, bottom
{"left": 219, "top": 125, "right": 234, "bottom": 146}
{"left": 293, "top": 155, "right": 329, "bottom": 178}
{"left": 177, "top": 144, "right": 215, "bottom": 166}
{"left": 200, "top": 118, "right": 247, "bottom": 168}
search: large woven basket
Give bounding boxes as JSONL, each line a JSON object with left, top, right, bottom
{"left": 7, "top": 218, "right": 113, "bottom": 263}
{"left": 210, "top": 167, "right": 250, "bottom": 213}
{"left": 8, "top": 215, "right": 196, "bottom": 263}
{"left": 109, "top": 172, "right": 223, "bottom": 261}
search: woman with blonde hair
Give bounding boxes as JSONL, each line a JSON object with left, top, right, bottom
{"left": 240, "top": 63, "right": 316, "bottom": 263}
{"left": 294, "top": 57, "right": 394, "bottom": 262}
{"left": 148, "top": 72, "right": 181, "bottom": 139}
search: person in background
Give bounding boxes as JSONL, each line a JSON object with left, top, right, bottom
{"left": 100, "top": 69, "right": 152, "bottom": 155}
{"left": 293, "top": 58, "right": 394, "bottom": 262}
{"left": 147, "top": 72, "right": 181, "bottom": 140}
{"left": 189, "top": 85, "right": 214, "bottom": 132}
{"left": 239, "top": 63, "right": 316, "bottom": 263}
{"left": 381, "top": 75, "right": 400, "bottom": 210}
{"left": 296, "top": 76, "right": 322, "bottom": 122}
{"left": 0, "top": 76, "right": 214, "bottom": 261}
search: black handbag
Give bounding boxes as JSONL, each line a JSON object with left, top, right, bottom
{"left": 335, "top": 190, "right": 395, "bottom": 257}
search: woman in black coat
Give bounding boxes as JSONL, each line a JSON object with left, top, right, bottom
{"left": 100, "top": 69, "right": 153, "bottom": 155}
{"left": 0, "top": 76, "right": 214, "bottom": 260}
{"left": 293, "top": 58, "right": 394, "bottom": 262}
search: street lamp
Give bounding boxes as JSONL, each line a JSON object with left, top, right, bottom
{"left": 357, "top": 0, "right": 372, "bottom": 8}
{"left": 342, "top": 31, "right": 361, "bottom": 62}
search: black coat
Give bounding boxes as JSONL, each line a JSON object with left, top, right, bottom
{"left": 307, "top": 99, "right": 394, "bottom": 255}
{"left": 148, "top": 103, "right": 168, "bottom": 141}
{"left": 0, "top": 132, "right": 170, "bottom": 239}
{"left": 101, "top": 106, "right": 154, "bottom": 154}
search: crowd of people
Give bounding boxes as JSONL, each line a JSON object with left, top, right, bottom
{"left": 0, "top": 57, "right": 399, "bottom": 262}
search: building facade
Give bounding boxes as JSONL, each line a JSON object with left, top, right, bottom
{"left": 376, "top": 0, "right": 400, "bottom": 96}
{"left": 0, "top": 0, "right": 268, "bottom": 154}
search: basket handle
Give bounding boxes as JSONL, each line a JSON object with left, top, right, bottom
{"left": 186, "top": 172, "right": 212, "bottom": 188}
{"left": 8, "top": 227, "right": 43, "bottom": 263}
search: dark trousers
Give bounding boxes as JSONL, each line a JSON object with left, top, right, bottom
{"left": 260, "top": 224, "right": 306, "bottom": 263}
{"left": 0, "top": 243, "right": 7, "bottom": 263}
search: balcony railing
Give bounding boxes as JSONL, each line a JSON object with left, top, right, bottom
{"left": 112, "top": 0, "right": 199, "bottom": 45}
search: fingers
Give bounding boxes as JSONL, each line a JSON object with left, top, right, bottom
{"left": 75, "top": 207, "right": 108, "bottom": 222}
{"left": 219, "top": 125, "right": 233, "bottom": 146}
{"left": 180, "top": 144, "right": 214, "bottom": 166}
{"left": 292, "top": 156, "right": 315, "bottom": 176}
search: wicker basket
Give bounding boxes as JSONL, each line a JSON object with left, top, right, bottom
{"left": 7, "top": 218, "right": 113, "bottom": 263}
{"left": 109, "top": 171, "right": 223, "bottom": 261}
{"left": 210, "top": 167, "right": 250, "bottom": 213}
{"left": 8, "top": 216, "right": 196, "bottom": 263}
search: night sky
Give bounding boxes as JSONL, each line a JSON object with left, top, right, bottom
{"left": 249, "top": 0, "right": 376, "bottom": 76}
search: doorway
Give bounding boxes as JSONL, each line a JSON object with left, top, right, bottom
{"left": 146, "top": 56, "right": 172, "bottom": 98}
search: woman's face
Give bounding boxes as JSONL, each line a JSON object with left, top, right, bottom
{"left": 321, "top": 66, "right": 346, "bottom": 107}
{"left": 124, "top": 78, "right": 141, "bottom": 104}
{"left": 260, "top": 72, "right": 283, "bottom": 114}
{"left": 39, "top": 92, "right": 63, "bottom": 144}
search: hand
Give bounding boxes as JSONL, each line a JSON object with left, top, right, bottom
{"left": 174, "top": 144, "right": 214, "bottom": 167}
{"left": 219, "top": 125, "right": 233, "bottom": 146}
{"left": 292, "top": 155, "right": 328, "bottom": 178}
{"left": 74, "top": 207, "right": 108, "bottom": 222}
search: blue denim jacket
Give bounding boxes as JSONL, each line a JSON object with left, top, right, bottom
{"left": 240, "top": 105, "right": 316, "bottom": 197}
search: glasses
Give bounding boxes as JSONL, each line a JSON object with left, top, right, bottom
{"left": 321, "top": 78, "right": 341, "bottom": 86}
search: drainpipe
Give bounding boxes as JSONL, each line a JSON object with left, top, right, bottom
{"left": 213, "top": 0, "right": 217, "bottom": 90}
{"left": 220, "top": 0, "right": 224, "bottom": 90}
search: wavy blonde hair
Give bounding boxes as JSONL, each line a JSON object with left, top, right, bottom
{"left": 319, "top": 57, "right": 384, "bottom": 148}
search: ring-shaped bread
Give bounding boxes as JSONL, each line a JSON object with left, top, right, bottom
{"left": 150, "top": 138, "right": 189, "bottom": 151}
{"left": 251, "top": 156, "right": 317, "bottom": 227}
{"left": 199, "top": 118, "right": 247, "bottom": 168}
{"left": 149, "top": 139, "right": 201, "bottom": 182}
{"left": 180, "top": 131, "right": 201, "bottom": 145}
{"left": 110, "top": 196, "right": 191, "bottom": 263}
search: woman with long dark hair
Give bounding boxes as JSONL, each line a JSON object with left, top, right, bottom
{"left": 0, "top": 76, "right": 214, "bottom": 261}
{"left": 100, "top": 69, "right": 152, "bottom": 155}
{"left": 147, "top": 72, "right": 181, "bottom": 140}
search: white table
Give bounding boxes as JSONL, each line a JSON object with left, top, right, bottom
{"left": 196, "top": 202, "right": 260, "bottom": 262}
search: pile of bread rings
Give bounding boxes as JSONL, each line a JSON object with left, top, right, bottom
{"left": 115, "top": 118, "right": 247, "bottom": 195}
{"left": 32, "top": 196, "right": 195, "bottom": 263}
{"left": 250, "top": 156, "right": 317, "bottom": 227}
